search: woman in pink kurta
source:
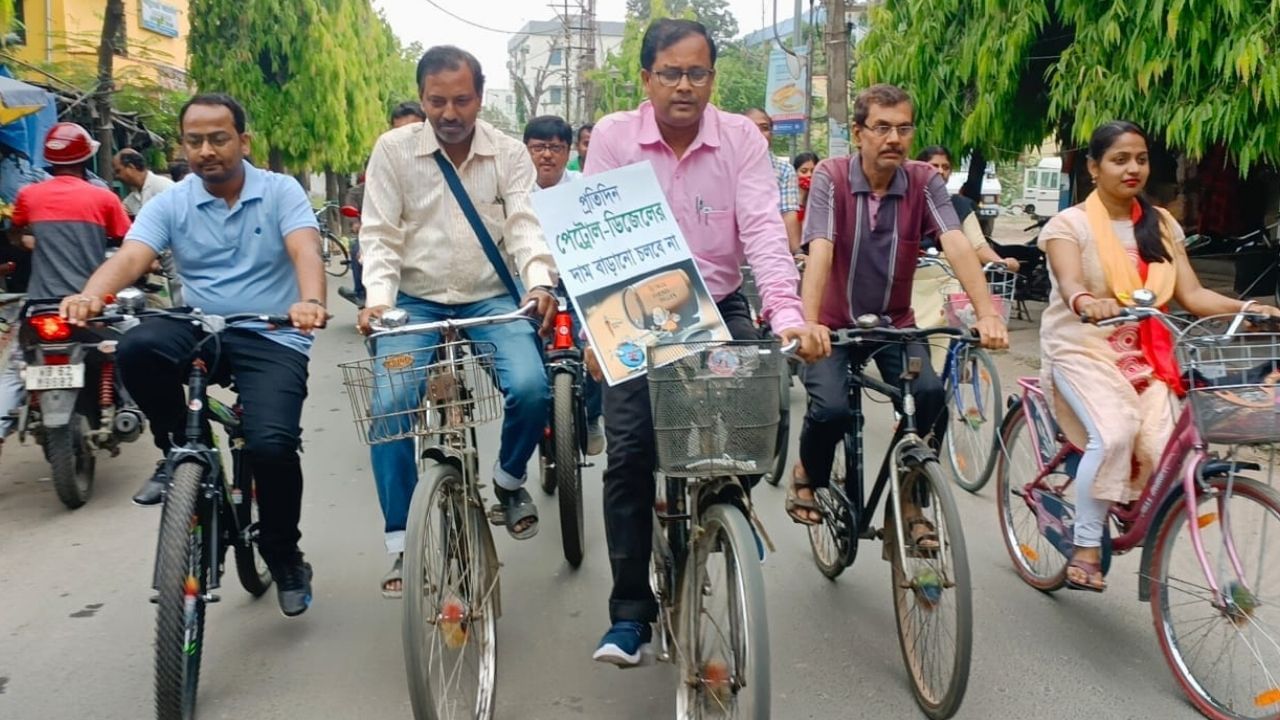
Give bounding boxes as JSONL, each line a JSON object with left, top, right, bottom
{"left": 1040, "top": 121, "right": 1278, "bottom": 592}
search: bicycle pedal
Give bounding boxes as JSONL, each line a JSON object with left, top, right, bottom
{"left": 149, "top": 594, "right": 159, "bottom": 604}
{"left": 203, "top": 593, "right": 221, "bottom": 603}
{"left": 486, "top": 505, "right": 506, "bottom": 526}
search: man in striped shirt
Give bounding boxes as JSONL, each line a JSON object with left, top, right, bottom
{"left": 744, "top": 108, "right": 802, "bottom": 253}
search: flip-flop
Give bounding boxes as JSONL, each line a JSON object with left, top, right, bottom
{"left": 907, "top": 517, "right": 941, "bottom": 551}
{"left": 494, "top": 485, "right": 539, "bottom": 540}
{"left": 785, "top": 467, "right": 821, "bottom": 526}
{"left": 381, "top": 554, "right": 404, "bottom": 599}
{"left": 1066, "top": 557, "right": 1107, "bottom": 593}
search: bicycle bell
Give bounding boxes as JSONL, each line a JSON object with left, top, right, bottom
{"left": 1131, "top": 288, "right": 1156, "bottom": 308}
{"left": 855, "top": 313, "right": 882, "bottom": 329}
{"left": 380, "top": 308, "right": 410, "bottom": 329}
{"left": 115, "top": 286, "right": 147, "bottom": 313}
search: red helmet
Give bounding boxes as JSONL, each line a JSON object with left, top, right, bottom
{"left": 43, "top": 122, "right": 100, "bottom": 165}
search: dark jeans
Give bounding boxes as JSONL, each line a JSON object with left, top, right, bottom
{"left": 117, "top": 319, "right": 310, "bottom": 567}
{"left": 602, "top": 290, "right": 759, "bottom": 624}
{"left": 350, "top": 238, "right": 365, "bottom": 297}
{"left": 798, "top": 339, "right": 946, "bottom": 487}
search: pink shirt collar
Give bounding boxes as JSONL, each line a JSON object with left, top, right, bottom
{"left": 635, "top": 100, "right": 723, "bottom": 152}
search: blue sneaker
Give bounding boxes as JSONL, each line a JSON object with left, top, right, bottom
{"left": 592, "top": 620, "right": 653, "bottom": 667}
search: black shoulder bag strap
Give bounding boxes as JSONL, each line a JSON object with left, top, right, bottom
{"left": 431, "top": 150, "right": 522, "bottom": 303}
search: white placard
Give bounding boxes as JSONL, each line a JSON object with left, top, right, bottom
{"left": 530, "top": 161, "right": 730, "bottom": 385}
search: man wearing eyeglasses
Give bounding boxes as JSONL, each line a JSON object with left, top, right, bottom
{"left": 582, "top": 17, "right": 828, "bottom": 667}
{"left": 787, "top": 83, "right": 1008, "bottom": 529}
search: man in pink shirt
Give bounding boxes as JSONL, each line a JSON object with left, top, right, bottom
{"left": 583, "top": 18, "right": 827, "bottom": 667}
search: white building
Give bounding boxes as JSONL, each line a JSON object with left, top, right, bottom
{"left": 483, "top": 87, "right": 520, "bottom": 135}
{"left": 507, "top": 17, "right": 625, "bottom": 127}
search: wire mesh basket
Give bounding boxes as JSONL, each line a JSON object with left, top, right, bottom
{"left": 338, "top": 341, "right": 502, "bottom": 445}
{"left": 1177, "top": 318, "right": 1280, "bottom": 445}
{"left": 647, "top": 340, "right": 785, "bottom": 477}
{"left": 941, "top": 266, "right": 1018, "bottom": 328}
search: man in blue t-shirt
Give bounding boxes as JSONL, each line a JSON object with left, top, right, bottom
{"left": 61, "top": 94, "right": 328, "bottom": 618}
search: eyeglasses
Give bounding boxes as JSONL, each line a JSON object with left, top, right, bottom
{"left": 527, "top": 142, "right": 568, "bottom": 155}
{"left": 861, "top": 124, "right": 916, "bottom": 138}
{"left": 653, "top": 67, "right": 715, "bottom": 88}
{"left": 182, "top": 132, "right": 235, "bottom": 150}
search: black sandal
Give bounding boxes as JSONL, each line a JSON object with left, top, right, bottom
{"left": 494, "top": 486, "right": 539, "bottom": 540}
{"left": 785, "top": 466, "right": 822, "bottom": 526}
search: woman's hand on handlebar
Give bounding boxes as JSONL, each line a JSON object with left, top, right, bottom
{"left": 1078, "top": 297, "right": 1125, "bottom": 324}
{"left": 59, "top": 293, "right": 105, "bottom": 326}
{"left": 287, "top": 301, "right": 329, "bottom": 334}
{"left": 358, "top": 305, "right": 390, "bottom": 336}
{"left": 780, "top": 322, "right": 831, "bottom": 363}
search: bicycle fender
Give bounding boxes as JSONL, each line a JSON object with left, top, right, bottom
{"left": 37, "top": 389, "right": 77, "bottom": 426}
{"left": 420, "top": 445, "right": 464, "bottom": 472}
{"left": 1136, "top": 461, "right": 1257, "bottom": 602}
{"left": 894, "top": 441, "right": 936, "bottom": 472}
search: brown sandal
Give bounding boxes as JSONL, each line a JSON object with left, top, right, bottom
{"left": 785, "top": 466, "right": 821, "bottom": 526}
{"left": 907, "top": 516, "right": 940, "bottom": 551}
{"left": 1066, "top": 557, "right": 1107, "bottom": 592}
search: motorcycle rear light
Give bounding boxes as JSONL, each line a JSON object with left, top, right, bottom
{"left": 42, "top": 354, "right": 70, "bottom": 366}
{"left": 30, "top": 314, "right": 71, "bottom": 342}
{"left": 552, "top": 312, "right": 574, "bottom": 350}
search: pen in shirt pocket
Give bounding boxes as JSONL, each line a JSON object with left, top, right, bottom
{"left": 696, "top": 195, "right": 728, "bottom": 223}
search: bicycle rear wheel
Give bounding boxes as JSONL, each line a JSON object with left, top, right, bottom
{"left": 403, "top": 460, "right": 498, "bottom": 720}
{"left": 231, "top": 465, "right": 273, "bottom": 597}
{"left": 1149, "top": 474, "right": 1280, "bottom": 720}
{"left": 808, "top": 434, "right": 858, "bottom": 578}
{"left": 676, "top": 502, "right": 769, "bottom": 720}
{"left": 889, "top": 458, "right": 971, "bottom": 720}
{"left": 944, "top": 347, "right": 1002, "bottom": 493}
{"left": 323, "top": 234, "right": 350, "bottom": 277}
{"left": 552, "top": 372, "right": 585, "bottom": 568}
{"left": 995, "top": 407, "right": 1069, "bottom": 591}
{"left": 154, "top": 461, "right": 206, "bottom": 720}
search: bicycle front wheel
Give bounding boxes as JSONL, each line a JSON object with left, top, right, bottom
{"left": 889, "top": 458, "right": 972, "bottom": 720}
{"left": 323, "top": 234, "right": 350, "bottom": 277}
{"left": 154, "top": 461, "right": 206, "bottom": 720}
{"left": 676, "top": 502, "right": 769, "bottom": 720}
{"left": 552, "top": 371, "right": 585, "bottom": 568}
{"left": 944, "top": 346, "right": 1002, "bottom": 493}
{"left": 403, "top": 460, "right": 498, "bottom": 720}
{"left": 1149, "top": 474, "right": 1280, "bottom": 720}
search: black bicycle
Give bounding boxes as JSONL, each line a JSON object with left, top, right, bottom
{"left": 804, "top": 319, "right": 974, "bottom": 719}
{"left": 739, "top": 264, "right": 792, "bottom": 486}
{"left": 315, "top": 203, "right": 351, "bottom": 278}
{"left": 97, "top": 290, "right": 288, "bottom": 720}
{"left": 537, "top": 298, "right": 588, "bottom": 567}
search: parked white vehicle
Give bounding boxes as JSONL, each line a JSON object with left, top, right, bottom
{"left": 945, "top": 164, "right": 1002, "bottom": 220}
{"left": 1021, "top": 157, "right": 1067, "bottom": 218}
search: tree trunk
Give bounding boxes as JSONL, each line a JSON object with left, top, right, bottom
{"left": 95, "top": 0, "right": 125, "bottom": 181}
{"left": 324, "top": 168, "right": 339, "bottom": 204}
{"left": 268, "top": 147, "right": 286, "bottom": 173}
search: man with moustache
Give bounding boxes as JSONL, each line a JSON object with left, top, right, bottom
{"left": 788, "top": 83, "right": 1008, "bottom": 529}
{"left": 358, "top": 46, "right": 558, "bottom": 597}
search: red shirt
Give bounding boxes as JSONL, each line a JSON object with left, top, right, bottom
{"left": 12, "top": 175, "right": 131, "bottom": 298}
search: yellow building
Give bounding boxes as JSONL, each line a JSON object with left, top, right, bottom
{"left": 9, "top": 0, "right": 189, "bottom": 89}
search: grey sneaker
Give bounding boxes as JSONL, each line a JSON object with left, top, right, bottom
{"left": 585, "top": 419, "right": 605, "bottom": 456}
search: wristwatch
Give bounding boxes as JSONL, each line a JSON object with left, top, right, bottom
{"left": 305, "top": 298, "right": 326, "bottom": 308}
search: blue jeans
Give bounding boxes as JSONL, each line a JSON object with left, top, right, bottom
{"left": 369, "top": 293, "right": 548, "bottom": 553}
{"left": 570, "top": 308, "right": 602, "bottom": 424}
{"left": 349, "top": 238, "right": 365, "bottom": 297}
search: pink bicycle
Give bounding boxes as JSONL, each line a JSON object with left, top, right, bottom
{"left": 996, "top": 298, "right": 1280, "bottom": 719}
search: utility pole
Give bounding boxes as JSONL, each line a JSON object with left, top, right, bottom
{"left": 579, "top": 0, "right": 597, "bottom": 124}
{"left": 826, "top": 0, "right": 849, "bottom": 156}
{"left": 561, "top": 0, "right": 572, "bottom": 122}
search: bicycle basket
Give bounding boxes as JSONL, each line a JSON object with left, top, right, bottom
{"left": 941, "top": 266, "right": 1017, "bottom": 328}
{"left": 647, "top": 340, "right": 784, "bottom": 477}
{"left": 1177, "top": 318, "right": 1280, "bottom": 445}
{"left": 338, "top": 340, "right": 502, "bottom": 445}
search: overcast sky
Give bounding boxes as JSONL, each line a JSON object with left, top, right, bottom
{"left": 374, "top": 0, "right": 799, "bottom": 91}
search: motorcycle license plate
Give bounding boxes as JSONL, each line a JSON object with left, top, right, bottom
{"left": 23, "top": 364, "right": 85, "bottom": 390}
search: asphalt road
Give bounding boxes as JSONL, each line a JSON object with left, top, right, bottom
{"left": 0, "top": 297, "right": 1203, "bottom": 720}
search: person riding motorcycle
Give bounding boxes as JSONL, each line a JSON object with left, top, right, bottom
{"left": 0, "top": 123, "right": 132, "bottom": 456}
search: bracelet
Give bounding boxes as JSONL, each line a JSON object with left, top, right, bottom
{"left": 305, "top": 298, "right": 325, "bottom": 308}
{"left": 1068, "top": 291, "right": 1095, "bottom": 314}
{"left": 1241, "top": 300, "right": 1258, "bottom": 314}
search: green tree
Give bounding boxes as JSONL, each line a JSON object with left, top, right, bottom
{"left": 856, "top": 0, "right": 1280, "bottom": 172}
{"left": 189, "top": 0, "right": 411, "bottom": 174}
{"left": 625, "top": 0, "right": 738, "bottom": 44}
{"left": 711, "top": 41, "right": 767, "bottom": 113}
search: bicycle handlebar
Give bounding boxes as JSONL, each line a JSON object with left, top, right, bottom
{"left": 367, "top": 301, "right": 539, "bottom": 340}
{"left": 97, "top": 305, "right": 296, "bottom": 332}
{"left": 830, "top": 324, "right": 973, "bottom": 347}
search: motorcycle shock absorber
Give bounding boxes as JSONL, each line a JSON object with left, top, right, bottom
{"left": 100, "top": 360, "right": 116, "bottom": 408}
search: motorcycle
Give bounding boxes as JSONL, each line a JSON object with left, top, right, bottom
{"left": 14, "top": 298, "right": 145, "bottom": 508}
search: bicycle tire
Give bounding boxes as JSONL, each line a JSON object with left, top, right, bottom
{"left": 995, "top": 407, "right": 1068, "bottom": 592}
{"left": 1149, "top": 474, "right": 1280, "bottom": 720}
{"left": 403, "top": 460, "right": 497, "bottom": 720}
{"left": 231, "top": 467, "right": 273, "bottom": 597}
{"left": 808, "top": 435, "right": 858, "bottom": 579}
{"left": 889, "top": 458, "right": 971, "bottom": 720}
{"left": 675, "top": 502, "right": 769, "bottom": 720}
{"left": 154, "top": 462, "right": 206, "bottom": 720}
{"left": 45, "top": 412, "right": 94, "bottom": 509}
{"left": 323, "top": 234, "right": 350, "bottom": 278}
{"left": 944, "top": 347, "right": 1002, "bottom": 493}
{"left": 552, "top": 372, "right": 585, "bottom": 568}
